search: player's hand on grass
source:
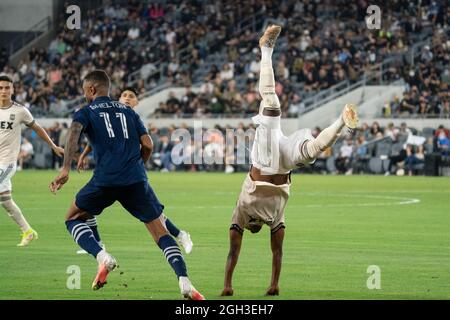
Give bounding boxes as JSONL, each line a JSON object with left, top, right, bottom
{"left": 221, "top": 287, "right": 234, "bottom": 296}
{"left": 53, "top": 146, "right": 64, "bottom": 157}
{"left": 265, "top": 286, "right": 279, "bottom": 296}
{"left": 49, "top": 169, "right": 69, "bottom": 194}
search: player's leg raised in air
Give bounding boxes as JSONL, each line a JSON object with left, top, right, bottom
{"left": 279, "top": 102, "right": 359, "bottom": 172}
{"left": 251, "top": 24, "right": 283, "bottom": 175}
{"left": 301, "top": 103, "right": 359, "bottom": 162}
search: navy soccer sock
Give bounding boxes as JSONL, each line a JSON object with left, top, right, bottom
{"left": 158, "top": 235, "right": 187, "bottom": 278}
{"left": 66, "top": 220, "right": 103, "bottom": 258}
{"left": 86, "top": 217, "right": 101, "bottom": 243}
{"left": 165, "top": 218, "right": 180, "bottom": 238}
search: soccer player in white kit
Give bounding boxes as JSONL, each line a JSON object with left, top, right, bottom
{"left": 222, "top": 25, "right": 359, "bottom": 296}
{"left": 0, "top": 75, "right": 64, "bottom": 246}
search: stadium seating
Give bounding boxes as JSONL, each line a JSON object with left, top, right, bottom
{"left": 1, "top": 1, "right": 448, "bottom": 119}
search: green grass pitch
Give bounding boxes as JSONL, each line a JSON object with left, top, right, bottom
{"left": 0, "top": 171, "right": 449, "bottom": 300}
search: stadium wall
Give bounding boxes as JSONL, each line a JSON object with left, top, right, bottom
{"left": 0, "top": 0, "right": 53, "bottom": 31}
{"left": 135, "top": 87, "right": 201, "bottom": 119}
{"left": 298, "top": 86, "right": 405, "bottom": 129}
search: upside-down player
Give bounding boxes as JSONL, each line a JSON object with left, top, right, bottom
{"left": 75, "top": 88, "right": 193, "bottom": 255}
{"left": 221, "top": 25, "right": 359, "bottom": 296}
{"left": 0, "top": 75, "right": 64, "bottom": 246}
{"left": 49, "top": 70, "right": 204, "bottom": 299}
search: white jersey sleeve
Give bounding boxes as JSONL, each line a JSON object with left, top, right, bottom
{"left": 20, "top": 106, "right": 35, "bottom": 126}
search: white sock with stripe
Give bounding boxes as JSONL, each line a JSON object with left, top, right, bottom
{"left": 1, "top": 194, "right": 31, "bottom": 232}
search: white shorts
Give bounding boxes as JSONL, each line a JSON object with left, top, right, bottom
{"left": 231, "top": 174, "right": 290, "bottom": 233}
{"left": 0, "top": 163, "right": 16, "bottom": 193}
{"left": 251, "top": 114, "right": 314, "bottom": 174}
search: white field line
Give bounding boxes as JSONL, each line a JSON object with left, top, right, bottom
{"left": 18, "top": 193, "right": 421, "bottom": 211}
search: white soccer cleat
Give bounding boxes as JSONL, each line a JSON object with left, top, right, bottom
{"left": 177, "top": 231, "right": 193, "bottom": 254}
{"left": 17, "top": 228, "right": 38, "bottom": 247}
{"left": 259, "top": 25, "right": 282, "bottom": 48}
{"left": 92, "top": 250, "right": 117, "bottom": 290}
{"left": 179, "top": 276, "right": 205, "bottom": 300}
{"left": 342, "top": 103, "right": 359, "bottom": 129}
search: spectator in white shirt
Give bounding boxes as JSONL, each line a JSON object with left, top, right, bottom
{"left": 335, "top": 138, "right": 354, "bottom": 174}
{"left": 18, "top": 138, "right": 34, "bottom": 170}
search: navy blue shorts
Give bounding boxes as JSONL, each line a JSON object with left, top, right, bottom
{"left": 75, "top": 179, "right": 164, "bottom": 223}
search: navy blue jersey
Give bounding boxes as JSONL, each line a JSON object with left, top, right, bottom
{"left": 72, "top": 96, "right": 148, "bottom": 186}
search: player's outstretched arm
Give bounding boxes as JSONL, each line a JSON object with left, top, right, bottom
{"left": 77, "top": 143, "right": 92, "bottom": 172}
{"left": 30, "top": 122, "right": 64, "bottom": 157}
{"left": 266, "top": 228, "right": 284, "bottom": 296}
{"left": 140, "top": 134, "right": 153, "bottom": 163}
{"left": 49, "top": 121, "right": 83, "bottom": 194}
{"left": 221, "top": 229, "right": 243, "bottom": 296}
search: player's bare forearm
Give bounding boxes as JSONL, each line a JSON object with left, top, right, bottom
{"left": 140, "top": 134, "right": 153, "bottom": 163}
{"left": 62, "top": 122, "right": 83, "bottom": 172}
{"left": 30, "top": 122, "right": 64, "bottom": 157}
{"left": 267, "top": 228, "right": 284, "bottom": 296}
{"left": 222, "top": 229, "right": 243, "bottom": 296}
{"left": 77, "top": 143, "right": 92, "bottom": 172}
{"left": 82, "top": 144, "right": 92, "bottom": 157}
{"left": 31, "top": 122, "right": 57, "bottom": 149}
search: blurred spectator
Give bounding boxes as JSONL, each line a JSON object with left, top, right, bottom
{"left": 17, "top": 138, "right": 34, "bottom": 170}
{"left": 370, "top": 122, "right": 382, "bottom": 139}
{"left": 49, "top": 122, "right": 62, "bottom": 169}
{"left": 335, "top": 138, "right": 354, "bottom": 174}
{"left": 405, "top": 144, "right": 425, "bottom": 175}
{"left": 437, "top": 129, "right": 450, "bottom": 155}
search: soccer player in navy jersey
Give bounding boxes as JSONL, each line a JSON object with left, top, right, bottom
{"left": 49, "top": 70, "right": 204, "bottom": 300}
{"left": 75, "top": 88, "right": 193, "bottom": 255}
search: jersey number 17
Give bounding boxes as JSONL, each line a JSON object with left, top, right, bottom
{"left": 100, "top": 112, "right": 129, "bottom": 139}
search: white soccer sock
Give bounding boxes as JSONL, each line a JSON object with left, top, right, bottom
{"left": 329, "top": 114, "right": 345, "bottom": 134}
{"left": 1, "top": 195, "right": 31, "bottom": 233}
{"left": 259, "top": 47, "right": 280, "bottom": 111}
{"left": 96, "top": 249, "right": 107, "bottom": 264}
{"left": 303, "top": 116, "right": 345, "bottom": 160}
{"left": 261, "top": 46, "right": 273, "bottom": 66}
